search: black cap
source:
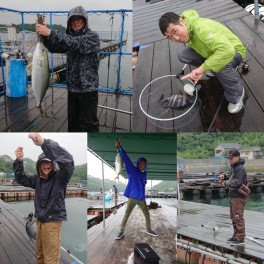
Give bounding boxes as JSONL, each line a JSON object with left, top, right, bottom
{"left": 228, "top": 149, "right": 240, "bottom": 158}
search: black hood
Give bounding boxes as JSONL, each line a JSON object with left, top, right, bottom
{"left": 66, "top": 5, "right": 89, "bottom": 34}
{"left": 36, "top": 153, "right": 58, "bottom": 177}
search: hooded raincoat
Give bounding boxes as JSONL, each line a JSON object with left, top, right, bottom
{"left": 181, "top": 10, "right": 246, "bottom": 73}
{"left": 13, "top": 139, "right": 74, "bottom": 222}
{"left": 226, "top": 159, "right": 247, "bottom": 199}
{"left": 43, "top": 5, "right": 100, "bottom": 93}
{"left": 120, "top": 148, "right": 147, "bottom": 201}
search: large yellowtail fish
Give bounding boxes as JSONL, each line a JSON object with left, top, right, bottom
{"left": 32, "top": 14, "right": 50, "bottom": 108}
{"left": 115, "top": 151, "right": 123, "bottom": 181}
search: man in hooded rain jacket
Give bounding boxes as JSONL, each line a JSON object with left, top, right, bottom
{"left": 14, "top": 133, "right": 74, "bottom": 264}
{"left": 159, "top": 10, "right": 246, "bottom": 114}
{"left": 36, "top": 6, "right": 100, "bottom": 132}
{"left": 114, "top": 139, "right": 158, "bottom": 240}
{"left": 219, "top": 149, "right": 247, "bottom": 246}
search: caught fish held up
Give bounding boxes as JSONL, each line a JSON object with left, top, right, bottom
{"left": 115, "top": 151, "right": 124, "bottom": 181}
{"left": 32, "top": 14, "right": 50, "bottom": 108}
{"left": 25, "top": 212, "right": 37, "bottom": 242}
{"left": 159, "top": 94, "right": 194, "bottom": 110}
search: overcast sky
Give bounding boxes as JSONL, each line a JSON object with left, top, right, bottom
{"left": 87, "top": 149, "right": 161, "bottom": 189}
{"left": 0, "top": 133, "right": 87, "bottom": 165}
{"left": 0, "top": 0, "right": 132, "bottom": 11}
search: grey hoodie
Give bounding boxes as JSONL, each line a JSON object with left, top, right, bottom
{"left": 44, "top": 5, "right": 100, "bottom": 93}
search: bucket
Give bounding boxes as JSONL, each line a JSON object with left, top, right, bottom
{"left": 6, "top": 59, "right": 27, "bottom": 97}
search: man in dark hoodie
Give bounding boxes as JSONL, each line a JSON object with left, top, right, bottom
{"left": 219, "top": 149, "right": 247, "bottom": 246}
{"left": 35, "top": 6, "right": 100, "bottom": 132}
{"left": 14, "top": 133, "right": 74, "bottom": 263}
{"left": 114, "top": 139, "right": 158, "bottom": 240}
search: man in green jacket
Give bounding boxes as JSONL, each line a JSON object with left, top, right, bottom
{"left": 159, "top": 10, "right": 247, "bottom": 114}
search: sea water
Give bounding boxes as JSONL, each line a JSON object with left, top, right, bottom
{"left": 9, "top": 197, "right": 87, "bottom": 263}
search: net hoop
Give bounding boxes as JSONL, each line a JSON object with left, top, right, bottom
{"left": 139, "top": 74, "right": 198, "bottom": 122}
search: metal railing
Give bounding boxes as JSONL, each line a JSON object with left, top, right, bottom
{"left": 0, "top": 7, "right": 132, "bottom": 96}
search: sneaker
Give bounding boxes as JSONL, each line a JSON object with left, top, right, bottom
{"left": 146, "top": 230, "right": 158, "bottom": 237}
{"left": 115, "top": 232, "right": 124, "bottom": 240}
{"left": 227, "top": 237, "right": 236, "bottom": 242}
{"left": 230, "top": 239, "right": 245, "bottom": 246}
{"left": 228, "top": 88, "right": 245, "bottom": 114}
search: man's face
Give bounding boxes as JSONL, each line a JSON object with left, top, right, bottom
{"left": 138, "top": 160, "right": 146, "bottom": 171}
{"left": 40, "top": 161, "right": 53, "bottom": 176}
{"left": 70, "top": 16, "right": 85, "bottom": 31}
{"left": 228, "top": 156, "right": 239, "bottom": 165}
{"left": 164, "top": 18, "right": 189, "bottom": 43}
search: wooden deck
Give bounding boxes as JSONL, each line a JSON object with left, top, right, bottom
{"left": 133, "top": 0, "right": 264, "bottom": 132}
{"left": 0, "top": 199, "right": 81, "bottom": 264}
{"left": 87, "top": 203, "right": 177, "bottom": 263}
{"left": 177, "top": 200, "right": 264, "bottom": 261}
{"left": 0, "top": 87, "right": 132, "bottom": 132}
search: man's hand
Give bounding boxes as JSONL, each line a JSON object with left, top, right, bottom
{"left": 181, "top": 67, "right": 204, "bottom": 84}
{"left": 115, "top": 139, "right": 121, "bottom": 149}
{"left": 28, "top": 133, "right": 44, "bottom": 146}
{"left": 15, "top": 147, "right": 24, "bottom": 161}
{"left": 35, "top": 21, "right": 51, "bottom": 37}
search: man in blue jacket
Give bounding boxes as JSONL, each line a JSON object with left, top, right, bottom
{"left": 36, "top": 6, "right": 100, "bottom": 132}
{"left": 14, "top": 133, "right": 74, "bottom": 263}
{"left": 219, "top": 149, "right": 247, "bottom": 246}
{"left": 115, "top": 139, "right": 158, "bottom": 240}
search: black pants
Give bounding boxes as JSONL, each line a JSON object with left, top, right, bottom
{"left": 68, "top": 91, "right": 99, "bottom": 132}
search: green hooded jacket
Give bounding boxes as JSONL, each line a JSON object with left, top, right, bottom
{"left": 181, "top": 10, "right": 246, "bottom": 73}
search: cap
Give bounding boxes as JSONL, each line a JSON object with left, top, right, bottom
{"left": 227, "top": 149, "right": 240, "bottom": 158}
{"left": 39, "top": 158, "right": 52, "bottom": 162}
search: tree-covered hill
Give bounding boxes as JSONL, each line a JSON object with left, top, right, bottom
{"left": 87, "top": 175, "right": 126, "bottom": 192}
{"left": 177, "top": 133, "right": 264, "bottom": 159}
{"left": 152, "top": 181, "right": 176, "bottom": 192}
{"left": 0, "top": 24, "right": 66, "bottom": 33}
{"left": 0, "top": 155, "right": 86, "bottom": 184}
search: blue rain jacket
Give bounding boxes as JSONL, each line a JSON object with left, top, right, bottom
{"left": 120, "top": 147, "right": 147, "bottom": 201}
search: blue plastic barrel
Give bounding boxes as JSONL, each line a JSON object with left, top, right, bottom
{"left": 6, "top": 59, "right": 27, "bottom": 97}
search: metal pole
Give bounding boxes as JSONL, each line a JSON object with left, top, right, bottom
{"left": 255, "top": 0, "right": 260, "bottom": 20}
{"left": 98, "top": 105, "right": 132, "bottom": 115}
{"left": 115, "top": 10, "right": 125, "bottom": 92}
{"left": 21, "top": 12, "right": 25, "bottom": 55}
{"left": 101, "top": 160, "right": 105, "bottom": 228}
{"left": 151, "top": 180, "right": 153, "bottom": 202}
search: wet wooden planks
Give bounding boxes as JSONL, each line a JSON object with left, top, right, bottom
{"left": 177, "top": 200, "right": 264, "bottom": 260}
{"left": 87, "top": 203, "right": 177, "bottom": 264}
{"left": 98, "top": 93, "right": 132, "bottom": 132}
{"left": 0, "top": 199, "right": 79, "bottom": 264}
{"left": 133, "top": 0, "right": 264, "bottom": 132}
{"left": 0, "top": 87, "right": 132, "bottom": 132}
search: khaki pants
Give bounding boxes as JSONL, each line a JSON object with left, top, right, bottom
{"left": 230, "top": 198, "right": 246, "bottom": 241}
{"left": 36, "top": 221, "right": 62, "bottom": 264}
{"left": 120, "top": 198, "right": 151, "bottom": 232}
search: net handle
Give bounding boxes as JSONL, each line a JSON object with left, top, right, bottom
{"left": 139, "top": 75, "right": 198, "bottom": 121}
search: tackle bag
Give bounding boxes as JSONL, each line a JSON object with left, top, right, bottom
{"left": 134, "top": 243, "right": 160, "bottom": 264}
{"left": 238, "top": 183, "right": 251, "bottom": 198}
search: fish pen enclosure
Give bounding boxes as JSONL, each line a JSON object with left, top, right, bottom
{"left": 0, "top": 7, "right": 132, "bottom": 132}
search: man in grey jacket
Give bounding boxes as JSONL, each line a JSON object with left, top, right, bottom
{"left": 219, "top": 149, "right": 247, "bottom": 246}
{"left": 36, "top": 6, "right": 100, "bottom": 132}
{"left": 14, "top": 133, "right": 74, "bottom": 263}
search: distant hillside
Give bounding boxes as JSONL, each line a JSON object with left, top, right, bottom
{"left": 152, "top": 181, "right": 176, "bottom": 192}
{"left": 0, "top": 155, "right": 86, "bottom": 184}
{"left": 0, "top": 23, "right": 66, "bottom": 33}
{"left": 88, "top": 175, "right": 126, "bottom": 192}
{"left": 177, "top": 133, "right": 264, "bottom": 159}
